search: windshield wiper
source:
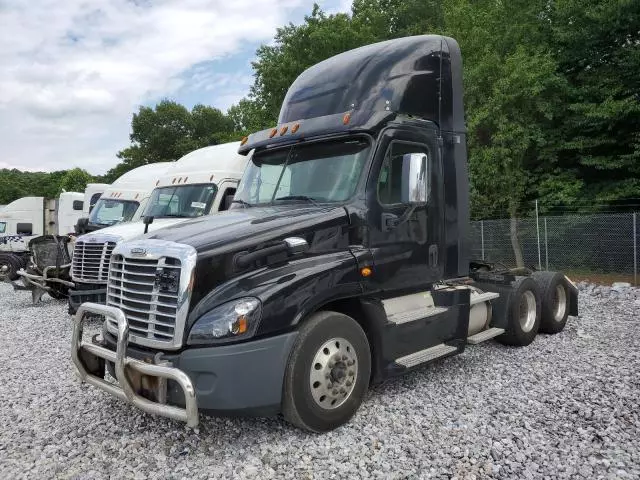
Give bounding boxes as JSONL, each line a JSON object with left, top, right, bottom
{"left": 231, "top": 199, "right": 253, "bottom": 207}
{"left": 274, "top": 195, "right": 318, "bottom": 205}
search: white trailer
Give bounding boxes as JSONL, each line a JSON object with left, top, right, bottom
{"left": 0, "top": 192, "right": 84, "bottom": 280}
{"left": 77, "top": 163, "right": 172, "bottom": 235}
{"left": 68, "top": 142, "right": 249, "bottom": 314}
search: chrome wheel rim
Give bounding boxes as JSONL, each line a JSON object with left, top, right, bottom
{"left": 519, "top": 291, "right": 537, "bottom": 332}
{"left": 553, "top": 284, "right": 567, "bottom": 322}
{"left": 309, "top": 337, "right": 358, "bottom": 410}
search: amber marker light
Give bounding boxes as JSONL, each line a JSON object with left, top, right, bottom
{"left": 343, "top": 113, "right": 351, "bottom": 125}
{"left": 360, "top": 267, "right": 372, "bottom": 277}
{"left": 241, "top": 136, "right": 249, "bottom": 146}
{"left": 269, "top": 128, "right": 278, "bottom": 138}
{"left": 291, "top": 123, "right": 300, "bottom": 134}
{"left": 280, "top": 126, "right": 288, "bottom": 136}
{"left": 155, "top": 180, "right": 160, "bottom": 186}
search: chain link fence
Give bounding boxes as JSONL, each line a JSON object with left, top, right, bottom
{"left": 470, "top": 212, "right": 639, "bottom": 285}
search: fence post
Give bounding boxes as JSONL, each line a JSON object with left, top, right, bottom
{"left": 634, "top": 212, "right": 637, "bottom": 286}
{"left": 544, "top": 217, "right": 549, "bottom": 271}
{"left": 481, "top": 220, "right": 485, "bottom": 260}
{"left": 535, "top": 200, "right": 542, "bottom": 269}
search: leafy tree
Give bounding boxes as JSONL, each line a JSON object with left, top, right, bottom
{"left": 106, "top": 100, "right": 237, "bottom": 182}
{"left": 59, "top": 168, "right": 93, "bottom": 194}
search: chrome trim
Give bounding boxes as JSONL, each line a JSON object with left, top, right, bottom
{"left": 105, "top": 239, "right": 197, "bottom": 350}
{"left": 71, "top": 302, "right": 198, "bottom": 427}
{"left": 71, "top": 233, "right": 123, "bottom": 283}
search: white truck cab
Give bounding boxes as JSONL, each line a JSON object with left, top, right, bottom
{"left": 78, "top": 163, "right": 172, "bottom": 234}
{"left": 68, "top": 142, "right": 249, "bottom": 314}
{"left": 82, "top": 183, "right": 110, "bottom": 217}
{"left": 0, "top": 193, "right": 84, "bottom": 280}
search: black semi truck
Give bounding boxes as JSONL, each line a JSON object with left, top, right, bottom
{"left": 72, "top": 35, "right": 578, "bottom": 432}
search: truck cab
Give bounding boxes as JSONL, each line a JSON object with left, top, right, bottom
{"left": 76, "top": 163, "right": 172, "bottom": 235}
{"left": 67, "top": 142, "right": 248, "bottom": 314}
{"left": 72, "top": 35, "right": 579, "bottom": 432}
{"left": 82, "top": 183, "right": 110, "bottom": 217}
{"left": 0, "top": 193, "right": 83, "bottom": 280}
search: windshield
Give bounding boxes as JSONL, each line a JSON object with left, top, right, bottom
{"left": 234, "top": 137, "right": 371, "bottom": 206}
{"left": 143, "top": 184, "right": 218, "bottom": 218}
{"left": 0, "top": 222, "right": 5, "bottom": 234}
{"left": 88, "top": 199, "right": 140, "bottom": 226}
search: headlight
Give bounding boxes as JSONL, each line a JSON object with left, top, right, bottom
{"left": 187, "top": 297, "right": 262, "bottom": 345}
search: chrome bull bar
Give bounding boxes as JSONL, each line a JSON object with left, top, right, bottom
{"left": 71, "top": 302, "right": 199, "bottom": 427}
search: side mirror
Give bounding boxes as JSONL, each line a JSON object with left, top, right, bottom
{"left": 75, "top": 217, "right": 89, "bottom": 234}
{"left": 400, "top": 153, "right": 429, "bottom": 205}
{"left": 143, "top": 215, "right": 154, "bottom": 234}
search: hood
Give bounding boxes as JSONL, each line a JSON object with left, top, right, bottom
{"left": 145, "top": 204, "right": 349, "bottom": 253}
{"left": 78, "top": 217, "right": 189, "bottom": 243}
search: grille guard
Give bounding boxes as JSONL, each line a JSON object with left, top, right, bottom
{"left": 71, "top": 302, "right": 199, "bottom": 427}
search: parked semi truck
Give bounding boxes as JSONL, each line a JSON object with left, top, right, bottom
{"left": 75, "top": 162, "right": 172, "bottom": 235}
{"left": 0, "top": 192, "right": 84, "bottom": 280}
{"left": 72, "top": 35, "right": 578, "bottom": 432}
{"left": 68, "top": 142, "right": 247, "bottom": 314}
{"left": 82, "top": 183, "right": 110, "bottom": 217}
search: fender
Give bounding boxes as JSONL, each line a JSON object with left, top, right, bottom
{"left": 186, "top": 250, "right": 363, "bottom": 339}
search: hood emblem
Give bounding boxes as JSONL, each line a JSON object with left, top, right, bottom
{"left": 130, "top": 247, "right": 147, "bottom": 257}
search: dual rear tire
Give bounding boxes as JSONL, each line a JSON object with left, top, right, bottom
{"left": 497, "top": 272, "right": 571, "bottom": 346}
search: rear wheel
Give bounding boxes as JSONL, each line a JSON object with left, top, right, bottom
{"left": 497, "top": 277, "right": 541, "bottom": 346}
{"left": 531, "top": 271, "right": 570, "bottom": 334}
{"left": 282, "top": 311, "right": 371, "bottom": 432}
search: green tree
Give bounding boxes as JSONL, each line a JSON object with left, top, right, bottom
{"left": 106, "top": 100, "right": 237, "bottom": 182}
{"left": 59, "top": 168, "right": 93, "bottom": 194}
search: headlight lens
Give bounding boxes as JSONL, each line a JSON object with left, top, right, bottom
{"left": 187, "top": 297, "right": 262, "bottom": 345}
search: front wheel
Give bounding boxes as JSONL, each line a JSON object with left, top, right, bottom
{"left": 282, "top": 311, "right": 371, "bottom": 433}
{"left": 0, "top": 254, "right": 20, "bottom": 281}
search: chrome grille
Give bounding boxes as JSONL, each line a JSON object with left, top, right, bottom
{"left": 106, "top": 254, "right": 181, "bottom": 345}
{"left": 72, "top": 240, "right": 116, "bottom": 282}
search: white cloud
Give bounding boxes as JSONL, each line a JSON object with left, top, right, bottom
{"left": 0, "top": 0, "right": 303, "bottom": 174}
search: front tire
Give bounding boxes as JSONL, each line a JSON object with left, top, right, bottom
{"left": 0, "top": 254, "right": 20, "bottom": 281}
{"left": 282, "top": 311, "right": 371, "bottom": 433}
{"left": 497, "top": 277, "right": 542, "bottom": 346}
{"left": 531, "top": 271, "right": 570, "bottom": 334}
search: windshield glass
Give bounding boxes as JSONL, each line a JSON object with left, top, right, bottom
{"left": 88, "top": 199, "right": 140, "bottom": 226}
{"left": 0, "top": 222, "right": 5, "bottom": 234}
{"left": 234, "top": 137, "right": 371, "bottom": 205}
{"left": 143, "top": 184, "right": 218, "bottom": 218}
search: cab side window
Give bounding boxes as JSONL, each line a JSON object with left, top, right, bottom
{"left": 17, "top": 223, "right": 32, "bottom": 235}
{"left": 377, "top": 142, "right": 429, "bottom": 205}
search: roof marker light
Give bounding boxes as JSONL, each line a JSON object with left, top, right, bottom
{"left": 343, "top": 113, "right": 351, "bottom": 125}
{"left": 291, "top": 123, "right": 300, "bottom": 134}
{"left": 172, "top": 178, "right": 177, "bottom": 184}
{"left": 269, "top": 128, "right": 278, "bottom": 138}
{"left": 241, "top": 136, "right": 248, "bottom": 146}
{"left": 280, "top": 126, "right": 288, "bottom": 136}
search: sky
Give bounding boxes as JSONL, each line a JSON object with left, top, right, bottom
{"left": 0, "top": 0, "right": 353, "bottom": 175}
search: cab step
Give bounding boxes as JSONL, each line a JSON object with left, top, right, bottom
{"left": 383, "top": 291, "right": 448, "bottom": 325}
{"left": 395, "top": 343, "right": 458, "bottom": 368}
{"left": 387, "top": 305, "right": 449, "bottom": 325}
{"left": 467, "top": 327, "right": 505, "bottom": 345}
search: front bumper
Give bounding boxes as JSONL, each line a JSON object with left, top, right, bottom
{"left": 68, "top": 284, "right": 107, "bottom": 315}
{"left": 72, "top": 303, "right": 199, "bottom": 427}
{"left": 71, "top": 302, "right": 298, "bottom": 426}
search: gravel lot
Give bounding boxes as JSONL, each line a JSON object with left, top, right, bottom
{"left": 0, "top": 281, "right": 639, "bottom": 479}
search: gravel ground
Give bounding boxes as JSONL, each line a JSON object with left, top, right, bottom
{"left": 0, "top": 281, "right": 639, "bottom": 480}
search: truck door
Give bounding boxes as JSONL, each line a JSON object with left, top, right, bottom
{"left": 366, "top": 128, "right": 444, "bottom": 294}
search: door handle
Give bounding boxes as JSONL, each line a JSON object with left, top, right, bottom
{"left": 429, "top": 244, "right": 438, "bottom": 267}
